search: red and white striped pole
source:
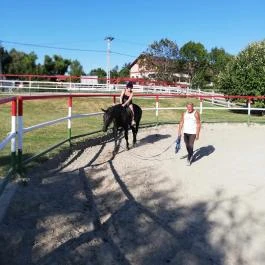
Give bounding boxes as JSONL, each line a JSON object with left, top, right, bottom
{"left": 156, "top": 95, "right": 159, "bottom": 125}
{"left": 17, "top": 97, "right": 23, "bottom": 173}
{"left": 11, "top": 98, "right": 17, "bottom": 170}
{"left": 200, "top": 97, "right": 203, "bottom": 114}
{"left": 247, "top": 97, "right": 251, "bottom": 125}
{"left": 68, "top": 96, "right": 72, "bottom": 141}
{"left": 113, "top": 95, "right": 116, "bottom": 104}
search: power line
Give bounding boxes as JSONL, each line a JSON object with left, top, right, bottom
{"left": 1, "top": 39, "right": 137, "bottom": 58}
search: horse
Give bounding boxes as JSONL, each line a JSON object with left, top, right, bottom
{"left": 102, "top": 103, "right": 142, "bottom": 150}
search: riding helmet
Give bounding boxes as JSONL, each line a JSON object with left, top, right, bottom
{"left": 126, "top": 81, "right": 133, "bottom": 88}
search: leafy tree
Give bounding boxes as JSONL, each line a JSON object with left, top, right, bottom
{"left": 217, "top": 40, "right": 265, "bottom": 107}
{"left": 42, "top": 55, "right": 71, "bottom": 75}
{"left": 141, "top": 38, "right": 179, "bottom": 82}
{"left": 7, "top": 49, "right": 38, "bottom": 75}
{"left": 179, "top": 41, "right": 208, "bottom": 87}
{"left": 89, "top": 68, "right": 106, "bottom": 83}
{"left": 41, "top": 55, "right": 54, "bottom": 75}
{"left": 53, "top": 55, "right": 71, "bottom": 75}
{"left": 208, "top": 47, "right": 233, "bottom": 82}
{"left": 68, "top": 60, "right": 85, "bottom": 76}
{"left": 0, "top": 46, "right": 12, "bottom": 74}
{"left": 119, "top": 63, "right": 130, "bottom": 77}
{"left": 110, "top": 65, "right": 119, "bottom": 79}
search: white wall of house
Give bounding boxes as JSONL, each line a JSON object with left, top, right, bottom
{"left": 129, "top": 60, "right": 190, "bottom": 85}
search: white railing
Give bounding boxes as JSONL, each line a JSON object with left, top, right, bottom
{"left": 1, "top": 78, "right": 264, "bottom": 113}
{"left": 0, "top": 79, "right": 190, "bottom": 94}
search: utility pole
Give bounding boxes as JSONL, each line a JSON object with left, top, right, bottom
{"left": 0, "top": 40, "right": 3, "bottom": 76}
{"left": 104, "top": 36, "right": 114, "bottom": 90}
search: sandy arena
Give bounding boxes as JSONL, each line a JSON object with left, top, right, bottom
{"left": 0, "top": 123, "right": 265, "bottom": 265}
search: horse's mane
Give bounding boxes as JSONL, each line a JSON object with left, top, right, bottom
{"left": 107, "top": 104, "right": 124, "bottom": 116}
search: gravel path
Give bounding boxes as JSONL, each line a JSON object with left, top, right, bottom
{"left": 0, "top": 123, "right": 265, "bottom": 265}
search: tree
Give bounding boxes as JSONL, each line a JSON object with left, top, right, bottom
{"left": 7, "top": 49, "right": 38, "bottom": 75}
{"left": 110, "top": 65, "right": 119, "bottom": 79}
{"left": 89, "top": 68, "right": 106, "bottom": 82}
{"left": 42, "top": 55, "right": 71, "bottom": 75}
{"left": 141, "top": 38, "right": 179, "bottom": 82}
{"left": 119, "top": 63, "right": 130, "bottom": 78}
{"left": 0, "top": 46, "right": 12, "bottom": 74}
{"left": 53, "top": 55, "right": 71, "bottom": 75}
{"left": 208, "top": 47, "right": 233, "bottom": 82}
{"left": 179, "top": 41, "right": 208, "bottom": 87}
{"left": 217, "top": 40, "right": 265, "bottom": 107}
{"left": 68, "top": 60, "right": 85, "bottom": 76}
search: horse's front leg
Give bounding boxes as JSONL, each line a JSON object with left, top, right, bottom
{"left": 124, "top": 128, "right": 129, "bottom": 150}
{"left": 131, "top": 126, "right": 137, "bottom": 146}
{"left": 113, "top": 126, "right": 118, "bottom": 149}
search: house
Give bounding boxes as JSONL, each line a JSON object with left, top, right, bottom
{"left": 129, "top": 55, "right": 190, "bottom": 87}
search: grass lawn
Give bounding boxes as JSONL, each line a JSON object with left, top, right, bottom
{"left": 0, "top": 95, "right": 264, "bottom": 177}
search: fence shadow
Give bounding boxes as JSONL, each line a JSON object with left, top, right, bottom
{"left": 1, "top": 139, "right": 264, "bottom": 265}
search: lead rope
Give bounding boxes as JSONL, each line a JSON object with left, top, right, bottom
{"left": 119, "top": 139, "right": 177, "bottom": 160}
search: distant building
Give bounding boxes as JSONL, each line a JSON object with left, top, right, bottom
{"left": 80, "top": 76, "right": 98, "bottom": 85}
{"left": 129, "top": 55, "right": 190, "bottom": 87}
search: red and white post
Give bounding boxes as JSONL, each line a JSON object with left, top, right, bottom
{"left": 11, "top": 99, "right": 17, "bottom": 170}
{"left": 156, "top": 96, "right": 159, "bottom": 125}
{"left": 68, "top": 96, "right": 72, "bottom": 141}
{"left": 17, "top": 97, "right": 23, "bottom": 173}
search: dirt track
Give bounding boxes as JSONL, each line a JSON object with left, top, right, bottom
{"left": 0, "top": 124, "right": 265, "bottom": 265}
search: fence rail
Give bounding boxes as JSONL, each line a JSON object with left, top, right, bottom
{"left": 0, "top": 78, "right": 190, "bottom": 94}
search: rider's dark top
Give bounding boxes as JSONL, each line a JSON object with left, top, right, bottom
{"left": 122, "top": 94, "right": 133, "bottom": 105}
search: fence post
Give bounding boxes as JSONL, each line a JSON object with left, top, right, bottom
{"left": 29, "top": 76, "right": 32, "bottom": 95}
{"left": 113, "top": 95, "right": 116, "bottom": 104}
{"left": 17, "top": 97, "right": 23, "bottom": 174}
{"left": 68, "top": 96, "right": 72, "bottom": 144}
{"left": 156, "top": 95, "right": 159, "bottom": 126}
{"left": 11, "top": 99, "right": 17, "bottom": 171}
{"left": 247, "top": 97, "right": 251, "bottom": 126}
{"left": 200, "top": 97, "right": 203, "bottom": 115}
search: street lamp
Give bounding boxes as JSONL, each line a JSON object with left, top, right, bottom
{"left": 104, "top": 36, "right": 114, "bottom": 89}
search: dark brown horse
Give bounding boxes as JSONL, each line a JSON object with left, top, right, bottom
{"left": 102, "top": 104, "right": 142, "bottom": 150}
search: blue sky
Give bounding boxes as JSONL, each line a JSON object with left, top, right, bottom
{"left": 1, "top": 0, "right": 265, "bottom": 73}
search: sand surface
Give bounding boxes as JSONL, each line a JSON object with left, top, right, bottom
{"left": 0, "top": 123, "right": 265, "bottom": 265}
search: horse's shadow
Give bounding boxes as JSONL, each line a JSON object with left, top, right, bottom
{"left": 192, "top": 145, "right": 215, "bottom": 163}
{"left": 138, "top": 134, "right": 171, "bottom": 146}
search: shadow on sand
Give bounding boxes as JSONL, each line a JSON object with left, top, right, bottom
{"left": 192, "top": 145, "right": 215, "bottom": 163}
{"left": 1, "top": 139, "right": 263, "bottom": 265}
{"left": 138, "top": 134, "right": 171, "bottom": 145}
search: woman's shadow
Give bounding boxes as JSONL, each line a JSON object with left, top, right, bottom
{"left": 192, "top": 145, "right": 215, "bottom": 163}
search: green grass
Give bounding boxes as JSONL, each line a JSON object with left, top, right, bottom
{"left": 0, "top": 96, "right": 264, "bottom": 177}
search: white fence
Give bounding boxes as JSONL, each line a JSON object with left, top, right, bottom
{"left": 2, "top": 79, "right": 263, "bottom": 111}
{"left": 0, "top": 79, "right": 189, "bottom": 94}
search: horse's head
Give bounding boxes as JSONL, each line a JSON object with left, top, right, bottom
{"left": 102, "top": 106, "right": 114, "bottom": 132}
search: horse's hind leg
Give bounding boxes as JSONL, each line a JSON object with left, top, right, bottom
{"left": 113, "top": 127, "right": 118, "bottom": 151}
{"left": 124, "top": 129, "right": 129, "bottom": 150}
{"left": 131, "top": 126, "right": 137, "bottom": 146}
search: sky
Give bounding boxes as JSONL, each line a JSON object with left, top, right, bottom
{"left": 1, "top": 0, "right": 265, "bottom": 74}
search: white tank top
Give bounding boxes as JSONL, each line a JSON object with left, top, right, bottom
{"left": 183, "top": 111, "right": 197, "bottom": 134}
